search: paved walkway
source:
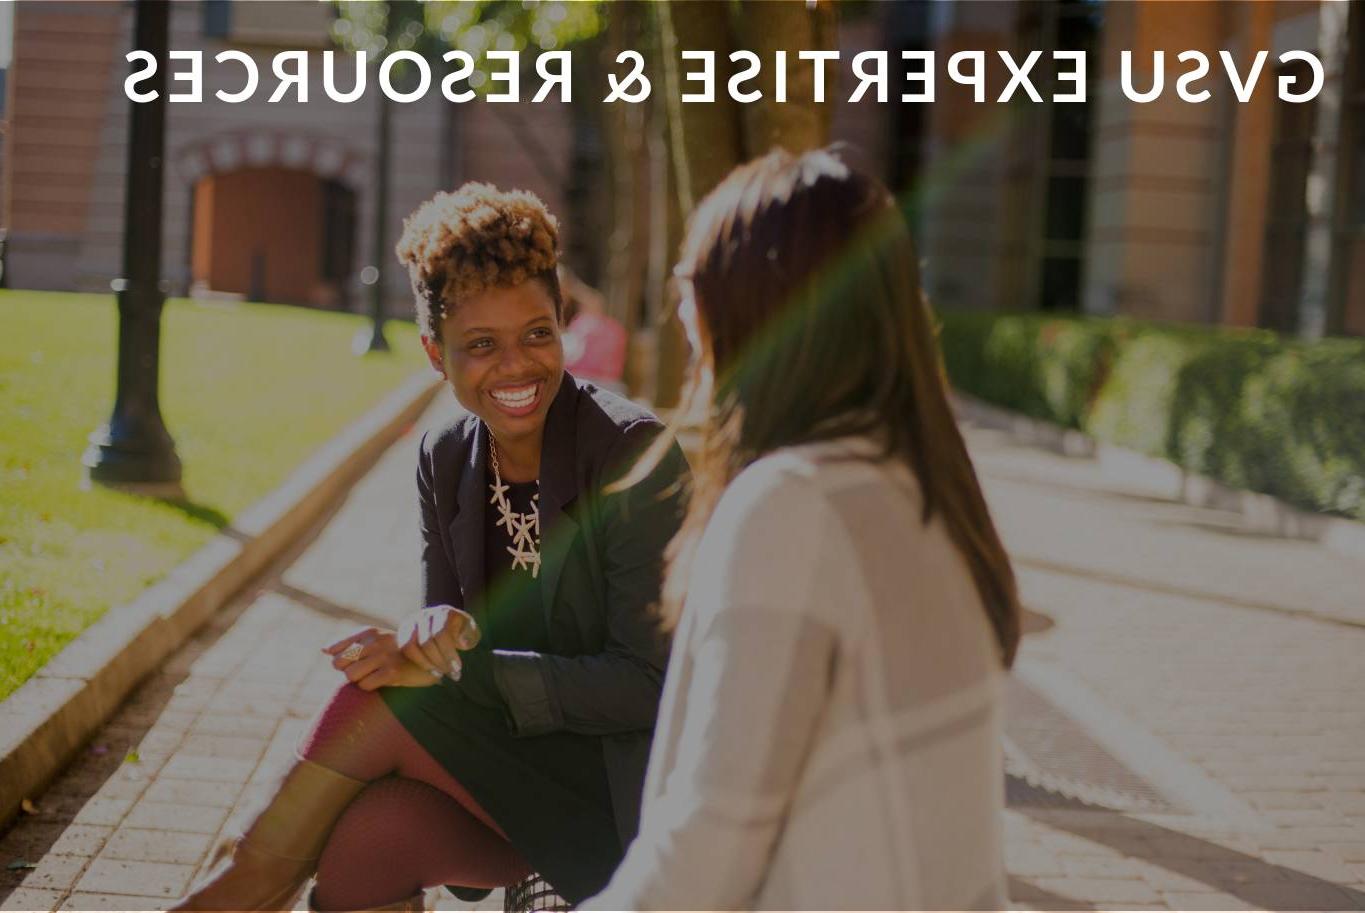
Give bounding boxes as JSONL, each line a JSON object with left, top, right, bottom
{"left": 2, "top": 393, "right": 1363, "bottom": 911}
{"left": 971, "top": 417, "right": 1365, "bottom": 911}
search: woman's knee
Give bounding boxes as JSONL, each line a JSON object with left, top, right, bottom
{"left": 297, "top": 683, "right": 402, "bottom": 778}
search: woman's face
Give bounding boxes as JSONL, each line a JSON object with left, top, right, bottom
{"left": 422, "top": 279, "right": 565, "bottom": 446}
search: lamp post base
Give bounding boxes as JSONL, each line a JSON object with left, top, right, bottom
{"left": 83, "top": 417, "right": 183, "bottom": 497}
{"left": 353, "top": 321, "right": 390, "bottom": 355}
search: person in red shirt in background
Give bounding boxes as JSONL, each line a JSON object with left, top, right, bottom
{"left": 559, "top": 267, "right": 628, "bottom": 394}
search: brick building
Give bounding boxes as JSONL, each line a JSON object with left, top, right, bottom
{"left": 900, "top": 0, "right": 1364, "bottom": 337}
{"left": 4, "top": 0, "right": 1361, "bottom": 349}
{"left": 1, "top": 0, "right": 573, "bottom": 312}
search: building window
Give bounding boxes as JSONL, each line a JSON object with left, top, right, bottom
{"left": 888, "top": 1, "right": 931, "bottom": 236}
{"left": 321, "top": 179, "right": 357, "bottom": 310}
{"left": 203, "top": 0, "right": 231, "bottom": 40}
{"left": 1335, "top": 0, "right": 1365, "bottom": 335}
{"left": 1018, "top": 0, "right": 1102, "bottom": 312}
{"left": 1258, "top": 60, "right": 1317, "bottom": 333}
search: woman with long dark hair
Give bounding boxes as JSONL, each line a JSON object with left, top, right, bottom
{"left": 588, "top": 148, "right": 1021, "bottom": 911}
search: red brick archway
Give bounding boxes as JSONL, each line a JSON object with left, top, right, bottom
{"left": 178, "top": 132, "right": 363, "bottom": 308}
{"left": 191, "top": 167, "right": 356, "bottom": 308}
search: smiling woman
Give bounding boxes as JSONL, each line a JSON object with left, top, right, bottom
{"left": 426, "top": 283, "right": 565, "bottom": 481}
{"left": 170, "top": 183, "right": 689, "bottom": 913}
{"left": 396, "top": 183, "right": 565, "bottom": 481}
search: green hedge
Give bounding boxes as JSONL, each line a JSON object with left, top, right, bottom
{"left": 938, "top": 310, "right": 1365, "bottom": 522}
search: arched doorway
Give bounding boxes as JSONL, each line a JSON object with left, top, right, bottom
{"left": 190, "top": 166, "right": 356, "bottom": 309}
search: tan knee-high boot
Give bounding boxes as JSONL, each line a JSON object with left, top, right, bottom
{"left": 171, "top": 758, "right": 366, "bottom": 912}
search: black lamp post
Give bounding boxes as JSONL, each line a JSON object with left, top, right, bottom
{"left": 83, "top": 0, "right": 182, "bottom": 493}
{"left": 354, "top": 50, "right": 393, "bottom": 355}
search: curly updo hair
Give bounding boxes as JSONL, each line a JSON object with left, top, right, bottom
{"left": 395, "top": 181, "right": 561, "bottom": 341}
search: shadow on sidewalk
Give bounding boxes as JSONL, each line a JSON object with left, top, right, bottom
{"left": 1006, "top": 874, "right": 1089, "bottom": 910}
{"left": 979, "top": 461, "right": 1189, "bottom": 512}
{"left": 1014, "top": 553, "right": 1365, "bottom": 630}
{"left": 1018, "top": 804, "right": 1365, "bottom": 911}
{"left": 272, "top": 581, "right": 394, "bottom": 631}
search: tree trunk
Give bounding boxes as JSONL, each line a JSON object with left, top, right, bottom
{"left": 658, "top": 0, "right": 744, "bottom": 210}
{"left": 650, "top": 0, "right": 839, "bottom": 406}
{"left": 565, "top": 27, "right": 609, "bottom": 287}
{"left": 601, "top": 1, "right": 652, "bottom": 329}
{"left": 653, "top": 0, "right": 745, "bottom": 406}
{"left": 734, "top": 0, "right": 835, "bottom": 156}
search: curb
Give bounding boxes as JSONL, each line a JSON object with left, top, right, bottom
{"left": 954, "top": 391, "right": 1365, "bottom": 563}
{"left": 0, "top": 371, "right": 443, "bottom": 830}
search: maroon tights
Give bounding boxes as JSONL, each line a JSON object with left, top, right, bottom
{"left": 297, "top": 684, "right": 532, "bottom": 911}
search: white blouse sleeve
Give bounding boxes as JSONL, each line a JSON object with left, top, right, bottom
{"left": 586, "top": 461, "right": 846, "bottom": 911}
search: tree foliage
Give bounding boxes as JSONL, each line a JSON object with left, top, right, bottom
{"left": 331, "top": 0, "right": 604, "bottom": 92}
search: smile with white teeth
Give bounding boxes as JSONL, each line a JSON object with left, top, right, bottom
{"left": 490, "top": 383, "right": 538, "bottom": 408}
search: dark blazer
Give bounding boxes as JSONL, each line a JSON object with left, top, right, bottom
{"left": 415, "top": 373, "right": 689, "bottom": 843}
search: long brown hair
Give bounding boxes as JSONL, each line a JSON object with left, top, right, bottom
{"left": 643, "top": 147, "right": 1021, "bottom": 667}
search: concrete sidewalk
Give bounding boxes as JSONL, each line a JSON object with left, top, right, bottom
{"left": 972, "top": 416, "right": 1365, "bottom": 912}
{"left": 2, "top": 394, "right": 1363, "bottom": 911}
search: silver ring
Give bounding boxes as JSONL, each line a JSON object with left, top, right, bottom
{"left": 339, "top": 643, "right": 365, "bottom": 663}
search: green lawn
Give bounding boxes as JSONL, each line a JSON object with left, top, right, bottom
{"left": 0, "top": 291, "right": 426, "bottom": 701}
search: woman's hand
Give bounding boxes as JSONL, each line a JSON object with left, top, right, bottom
{"left": 396, "top": 604, "right": 481, "bottom": 680}
{"left": 323, "top": 628, "right": 444, "bottom": 690}
{"left": 322, "top": 606, "right": 481, "bottom": 691}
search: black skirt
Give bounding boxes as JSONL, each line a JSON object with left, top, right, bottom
{"left": 381, "top": 477, "right": 621, "bottom": 905}
{"left": 380, "top": 684, "right": 621, "bottom": 904}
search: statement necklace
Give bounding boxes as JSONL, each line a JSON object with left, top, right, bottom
{"left": 489, "top": 437, "right": 541, "bottom": 578}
